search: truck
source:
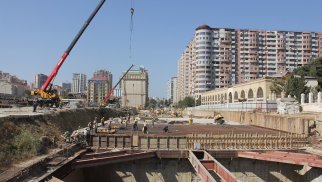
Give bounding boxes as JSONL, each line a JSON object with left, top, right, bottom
{"left": 31, "top": 0, "right": 106, "bottom": 107}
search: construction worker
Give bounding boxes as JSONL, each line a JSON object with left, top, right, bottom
{"left": 32, "top": 99, "right": 38, "bottom": 112}
{"left": 101, "top": 117, "right": 105, "bottom": 126}
{"left": 143, "top": 120, "right": 148, "bottom": 134}
{"left": 163, "top": 125, "right": 169, "bottom": 133}
{"left": 133, "top": 118, "right": 139, "bottom": 131}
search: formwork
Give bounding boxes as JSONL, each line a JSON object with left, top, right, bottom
{"left": 90, "top": 124, "right": 307, "bottom": 150}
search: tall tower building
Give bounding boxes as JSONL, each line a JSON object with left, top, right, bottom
{"left": 87, "top": 70, "right": 112, "bottom": 105}
{"left": 177, "top": 43, "right": 193, "bottom": 101}
{"left": 34, "top": 74, "right": 48, "bottom": 89}
{"left": 71, "top": 73, "right": 87, "bottom": 94}
{"left": 121, "top": 67, "right": 148, "bottom": 108}
{"left": 167, "top": 77, "right": 178, "bottom": 104}
{"left": 177, "top": 24, "right": 322, "bottom": 101}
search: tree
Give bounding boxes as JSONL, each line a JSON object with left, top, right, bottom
{"left": 175, "top": 96, "right": 195, "bottom": 108}
{"left": 270, "top": 78, "right": 286, "bottom": 97}
{"left": 146, "top": 98, "right": 157, "bottom": 109}
{"left": 284, "top": 76, "right": 307, "bottom": 102}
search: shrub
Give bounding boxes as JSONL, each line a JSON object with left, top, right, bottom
{"left": 13, "top": 130, "right": 41, "bottom": 159}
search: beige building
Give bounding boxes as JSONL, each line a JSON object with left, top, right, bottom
{"left": 201, "top": 77, "right": 276, "bottom": 105}
{"left": 121, "top": 67, "right": 148, "bottom": 108}
{"left": 177, "top": 43, "right": 194, "bottom": 101}
{"left": 87, "top": 70, "right": 112, "bottom": 105}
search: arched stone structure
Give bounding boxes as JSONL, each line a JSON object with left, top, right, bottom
{"left": 200, "top": 78, "right": 275, "bottom": 105}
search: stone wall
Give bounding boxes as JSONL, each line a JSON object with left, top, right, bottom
{"left": 186, "top": 109, "right": 320, "bottom": 135}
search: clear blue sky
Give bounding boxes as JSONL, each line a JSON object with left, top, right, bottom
{"left": 0, "top": 0, "right": 321, "bottom": 98}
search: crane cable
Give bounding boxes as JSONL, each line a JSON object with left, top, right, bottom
{"left": 129, "top": 0, "right": 134, "bottom": 58}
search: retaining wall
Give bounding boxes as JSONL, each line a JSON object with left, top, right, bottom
{"left": 187, "top": 110, "right": 320, "bottom": 135}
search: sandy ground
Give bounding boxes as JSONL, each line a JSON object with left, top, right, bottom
{"left": 0, "top": 106, "right": 65, "bottom": 118}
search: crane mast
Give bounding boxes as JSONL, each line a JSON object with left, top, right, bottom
{"left": 103, "top": 64, "right": 134, "bottom": 104}
{"left": 41, "top": 0, "right": 106, "bottom": 92}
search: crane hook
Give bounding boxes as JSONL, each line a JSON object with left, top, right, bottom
{"left": 130, "top": 8, "right": 134, "bottom": 16}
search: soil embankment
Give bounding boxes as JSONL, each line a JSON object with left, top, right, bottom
{"left": 0, "top": 107, "right": 129, "bottom": 171}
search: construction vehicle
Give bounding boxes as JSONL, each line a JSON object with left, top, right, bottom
{"left": 214, "top": 113, "right": 225, "bottom": 125}
{"left": 31, "top": 0, "right": 106, "bottom": 107}
{"left": 103, "top": 64, "right": 134, "bottom": 106}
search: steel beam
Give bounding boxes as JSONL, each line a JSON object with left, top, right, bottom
{"left": 203, "top": 151, "right": 236, "bottom": 182}
{"left": 188, "top": 150, "right": 216, "bottom": 182}
{"left": 238, "top": 151, "right": 322, "bottom": 168}
{"left": 72, "top": 151, "right": 156, "bottom": 169}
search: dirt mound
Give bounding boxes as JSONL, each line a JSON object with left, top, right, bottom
{"left": 0, "top": 107, "right": 127, "bottom": 170}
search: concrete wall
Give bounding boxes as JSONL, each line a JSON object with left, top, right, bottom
{"left": 64, "top": 159, "right": 200, "bottom": 182}
{"left": 186, "top": 109, "right": 320, "bottom": 135}
{"left": 218, "top": 158, "right": 322, "bottom": 182}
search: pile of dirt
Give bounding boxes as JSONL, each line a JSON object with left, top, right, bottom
{"left": 0, "top": 107, "right": 128, "bottom": 171}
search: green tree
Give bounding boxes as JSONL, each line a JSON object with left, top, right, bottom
{"left": 284, "top": 76, "right": 307, "bottom": 102}
{"left": 175, "top": 96, "right": 195, "bottom": 108}
{"left": 270, "top": 78, "right": 286, "bottom": 97}
{"left": 146, "top": 98, "right": 157, "bottom": 109}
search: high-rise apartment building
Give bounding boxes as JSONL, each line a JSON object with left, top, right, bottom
{"left": 71, "top": 73, "right": 87, "bottom": 94}
{"left": 177, "top": 24, "right": 322, "bottom": 100}
{"left": 121, "top": 67, "right": 148, "bottom": 108}
{"left": 167, "top": 77, "right": 178, "bottom": 104}
{"left": 177, "top": 44, "right": 194, "bottom": 101}
{"left": 34, "top": 74, "right": 48, "bottom": 89}
{"left": 87, "top": 70, "right": 112, "bottom": 105}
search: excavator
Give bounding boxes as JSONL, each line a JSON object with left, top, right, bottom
{"left": 102, "top": 64, "right": 134, "bottom": 106}
{"left": 31, "top": 0, "right": 106, "bottom": 107}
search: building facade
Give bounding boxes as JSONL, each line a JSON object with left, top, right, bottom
{"left": 121, "top": 67, "right": 148, "bottom": 108}
{"left": 34, "top": 74, "right": 48, "bottom": 89}
{"left": 177, "top": 24, "right": 322, "bottom": 100}
{"left": 71, "top": 73, "right": 87, "bottom": 94}
{"left": 0, "top": 71, "right": 28, "bottom": 97}
{"left": 62, "top": 82, "right": 72, "bottom": 93}
{"left": 87, "top": 70, "right": 112, "bottom": 105}
{"left": 177, "top": 43, "right": 194, "bottom": 101}
{"left": 167, "top": 77, "right": 178, "bottom": 104}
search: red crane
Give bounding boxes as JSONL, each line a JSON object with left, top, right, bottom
{"left": 103, "top": 64, "right": 134, "bottom": 104}
{"left": 31, "top": 0, "right": 106, "bottom": 107}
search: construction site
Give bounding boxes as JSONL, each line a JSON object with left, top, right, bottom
{"left": 0, "top": 106, "right": 321, "bottom": 182}
{"left": 1, "top": 0, "right": 322, "bottom": 181}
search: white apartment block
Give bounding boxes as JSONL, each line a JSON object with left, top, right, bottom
{"left": 72, "top": 73, "right": 87, "bottom": 94}
{"left": 177, "top": 24, "right": 322, "bottom": 101}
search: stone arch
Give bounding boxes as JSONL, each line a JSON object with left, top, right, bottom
{"left": 229, "top": 92, "right": 232, "bottom": 103}
{"left": 257, "top": 87, "right": 263, "bottom": 98}
{"left": 234, "top": 91, "right": 238, "bottom": 100}
{"left": 241, "top": 90, "right": 245, "bottom": 99}
{"left": 248, "top": 89, "right": 254, "bottom": 99}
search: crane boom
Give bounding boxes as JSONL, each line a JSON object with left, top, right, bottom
{"left": 40, "top": 0, "right": 106, "bottom": 91}
{"left": 104, "top": 64, "right": 134, "bottom": 103}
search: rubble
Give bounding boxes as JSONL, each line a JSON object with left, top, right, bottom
{"left": 276, "top": 98, "right": 300, "bottom": 114}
